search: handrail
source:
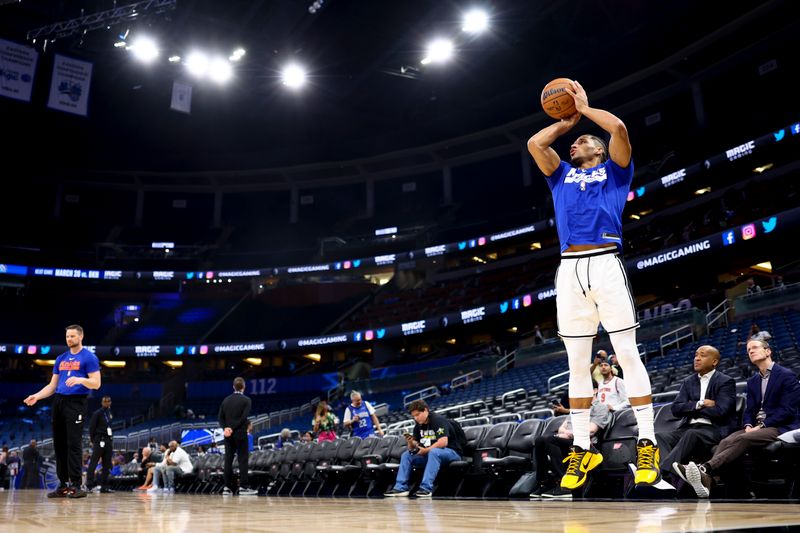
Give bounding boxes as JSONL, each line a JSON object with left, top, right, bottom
{"left": 547, "top": 369, "right": 570, "bottom": 393}
{"left": 454, "top": 416, "right": 492, "bottom": 427}
{"left": 522, "top": 408, "right": 558, "bottom": 420}
{"left": 500, "top": 388, "right": 528, "bottom": 407}
{"left": 403, "top": 386, "right": 440, "bottom": 407}
{"left": 496, "top": 349, "right": 517, "bottom": 374}
{"left": 706, "top": 298, "right": 730, "bottom": 331}
{"left": 491, "top": 413, "right": 522, "bottom": 424}
{"left": 438, "top": 400, "right": 486, "bottom": 419}
{"left": 451, "top": 370, "right": 483, "bottom": 391}
{"left": 660, "top": 324, "right": 695, "bottom": 356}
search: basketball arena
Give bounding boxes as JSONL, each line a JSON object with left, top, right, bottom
{"left": 2, "top": 1, "right": 800, "bottom": 531}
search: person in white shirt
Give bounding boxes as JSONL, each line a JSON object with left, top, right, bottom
{"left": 596, "top": 362, "right": 629, "bottom": 412}
{"left": 150, "top": 441, "right": 193, "bottom": 492}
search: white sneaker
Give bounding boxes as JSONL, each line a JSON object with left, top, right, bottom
{"left": 146, "top": 486, "right": 160, "bottom": 493}
{"left": 222, "top": 487, "right": 233, "bottom": 496}
{"left": 239, "top": 488, "right": 258, "bottom": 496}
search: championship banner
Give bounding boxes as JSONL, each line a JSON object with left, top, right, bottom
{"left": 47, "top": 54, "right": 92, "bottom": 116}
{"left": 170, "top": 80, "right": 192, "bottom": 113}
{"left": 0, "top": 38, "right": 38, "bottom": 103}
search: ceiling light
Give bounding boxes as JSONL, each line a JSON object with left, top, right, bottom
{"left": 281, "top": 63, "right": 307, "bottom": 88}
{"left": 129, "top": 36, "right": 159, "bottom": 63}
{"left": 186, "top": 51, "right": 209, "bottom": 78}
{"left": 304, "top": 353, "right": 321, "bottom": 362}
{"left": 209, "top": 58, "right": 233, "bottom": 83}
{"left": 101, "top": 360, "right": 127, "bottom": 368}
{"left": 694, "top": 187, "right": 712, "bottom": 195}
{"left": 462, "top": 9, "right": 489, "bottom": 34}
{"left": 421, "top": 38, "right": 453, "bottom": 65}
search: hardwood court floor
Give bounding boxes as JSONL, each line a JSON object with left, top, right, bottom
{"left": 2, "top": 491, "right": 800, "bottom": 532}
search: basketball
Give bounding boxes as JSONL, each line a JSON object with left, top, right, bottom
{"left": 541, "top": 78, "right": 576, "bottom": 119}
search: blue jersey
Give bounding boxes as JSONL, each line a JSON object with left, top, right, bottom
{"left": 545, "top": 159, "right": 634, "bottom": 253}
{"left": 53, "top": 348, "right": 100, "bottom": 395}
{"left": 346, "top": 402, "right": 376, "bottom": 439}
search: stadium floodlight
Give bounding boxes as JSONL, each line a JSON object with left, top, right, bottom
{"left": 462, "top": 9, "right": 489, "bottom": 34}
{"left": 209, "top": 58, "right": 233, "bottom": 83}
{"left": 168, "top": 55, "right": 181, "bottom": 63}
{"left": 229, "top": 47, "right": 246, "bottom": 61}
{"left": 186, "top": 51, "right": 209, "bottom": 78}
{"left": 128, "top": 36, "right": 159, "bottom": 63}
{"left": 421, "top": 38, "right": 453, "bottom": 65}
{"left": 281, "top": 63, "right": 307, "bottom": 89}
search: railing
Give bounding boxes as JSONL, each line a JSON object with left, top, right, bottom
{"left": 706, "top": 298, "right": 730, "bottom": 332}
{"left": 454, "top": 416, "right": 491, "bottom": 427}
{"left": 547, "top": 369, "right": 570, "bottom": 393}
{"left": 491, "top": 413, "right": 522, "bottom": 424}
{"left": 438, "top": 400, "right": 486, "bottom": 419}
{"left": 496, "top": 349, "right": 517, "bottom": 374}
{"left": 451, "top": 370, "right": 483, "bottom": 391}
{"left": 660, "top": 324, "right": 695, "bottom": 356}
{"left": 500, "top": 388, "right": 528, "bottom": 407}
{"left": 257, "top": 429, "right": 301, "bottom": 449}
{"left": 522, "top": 408, "right": 558, "bottom": 420}
{"left": 403, "top": 386, "right": 440, "bottom": 407}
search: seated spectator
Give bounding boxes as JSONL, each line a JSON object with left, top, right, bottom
{"left": 675, "top": 339, "right": 800, "bottom": 498}
{"left": 531, "top": 382, "right": 611, "bottom": 499}
{"left": 773, "top": 276, "right": 786, "bottom": 290}
{"left": 300, "top": 431, "right": 314, "bottom": 443}
{"left": 313, "top": 401, "right": 339, "bottom": 442}
{"left": 596, "top": 362, "right": 630, "bottom": 412}
{"left": 149, "top": 441, "right": 193, "bottom": 493}
{"left": 746, "top": 278, "right": 762, "bottom": 296}
{"left": 384, "top": 400, "right": 463, "bottom": 498}
{"left": 749, "top": 324, "right": 772, "bottom": 343}
{"left": 343, "top": 391, "right": 385, "bottom": 439}
{"left": 207, "top": 441, "right": 222, "bottom": 455}
{"left": 275, "top": 429, "right": 295, "bottom": 449}
{"left": 136, "top": 444, "right": 165, "bottom": 490}
{"left": 129, "top": 452, "right": 140, "bottom": 464}
{"left": 658, "top": 345, "right": 736, "bottom": 480}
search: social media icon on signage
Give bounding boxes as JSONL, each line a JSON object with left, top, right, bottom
{"left": 175, "top": 346, "right": 185, "bottom": 355}
{"left": 353, "top": 332, "right": 362, "bottom": 342}
{"left": 206, "top": 271, "right": 214, "bottom": 279}
{"left": 741, "top": 224, "right": 757, "bottom": 241}
{"left": 189, "top": 346, "right": 197, "bottom": 355}
{"left": 791, "top": 123, "right": 800, "bottom": 135}
{"left": 722, "top": 231, "right": 736, "bottom": 246}
{"left": 478, "top": 237, "right": 486, "bottom": 246}
{"left": 627, "top": 191, "right": 635, "bottom": 202}
{"left": 376, "top": 329, "right": 386, "bottom": 339}
{"left": 186, "top": 272, "right": 195, "bottom": 279}
{"left": 500, "top": 301, "right": 509, "bottom": 314}
{"left": 15, "top": 345, "right": 24, "bottom": 354}
{"left": 27, "top": 346, "right": 37, "bottom": 355}
{"left": 512, "top": 299, "right": 521, "bottom": 310}
{"left": 774, "top": 129, "right": 786, "bottom": 142}
{"left": 469, "top": 240, "right": 477, "bottom": 248}
{"left": 762, "top": 217, "right": 777, "bottom": 233}
{"left": 344, "top": 261, "right": 352, "bottom": 269}
{"left": 41, "top": 346, "right": 51, "bottom": 355}
{"left": 334, "top": 262, "right": 342, "bottom": 270}
{"left": 199, "top": 345, "right": 209, "bottom": 355}
{"left": 365, "top": 330, "right": 374, "bottom": 341}
{"left": 352, "top": 260, "right": 361, "bottom": 268}
{"left": 458, "top": 242, "right": 467, "bottom": 250}
{"left": 636, "top": 187, "right": 646, "bottom": 197}
{"left": 522, "top": 295, "right": 532, "bottom": 307}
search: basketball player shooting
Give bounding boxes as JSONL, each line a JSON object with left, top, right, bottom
{"left": 527, "top": 80, "right": 660, "bottom": 490}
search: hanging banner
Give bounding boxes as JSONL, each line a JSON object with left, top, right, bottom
{"left": 170, "top": 80, "right": 192, "bottom": 114}
{"left": 47, "top": 54, "right": 92, "bottom": 116}
{"left": 0, "top": 38, "right": 38, "bottom": 103}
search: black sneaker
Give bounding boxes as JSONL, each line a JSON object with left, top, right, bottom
{"left": 384, "top": 488, "right": 410, "bottom": 497}
{"left": 47, "top": 486, "right": 69, "bottom": 498}
{"left": 414, "top": 489, "right": 432, "bottom": 498}
{"left": 66, "top": 487, "right": 88, "bottom": 499}
{"left": 541, "top": 486, "right": 573, "bottom": 500}
{"left": 672, "top": 462, "right": 689, "bottom": 483}
{"left": 529, "top": 484, "right": 551, "bottom": 499}
{"left": 99, "top": 487, "right": 115, "bottom": 494}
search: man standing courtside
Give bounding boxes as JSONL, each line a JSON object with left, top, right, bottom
{"left": 87, "top": 396, "right": 115, "bottom": 493}
{"left": 218, "top": 377, "right": 256, "bottom": 496}
{"left": 24, "top": 325, "right": 101, "bottom": 498}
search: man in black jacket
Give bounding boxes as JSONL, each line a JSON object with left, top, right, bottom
{"left": 658, "top": 346, "right": 737, "bottom": 478}
{"left": 22, "top": 440, "right": 41, "bottom": 489}
{"left": 87, "top": 396, "right": 115, "bottom": 493}
{"left": 218, "top": 377, "right": 254, "bottom": 496}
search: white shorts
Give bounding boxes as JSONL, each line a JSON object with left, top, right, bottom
{"left": 555, "top": 248, "right": 639, "bottom": 338}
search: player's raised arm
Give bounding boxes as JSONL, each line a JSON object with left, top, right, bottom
{"left": 565, "top": 80, "right": 631, "bottom": 167}
{"left": 527, "top": 113, "right": 581, "bottom": 176}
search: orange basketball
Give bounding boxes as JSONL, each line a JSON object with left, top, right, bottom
{"left": 541, "top": 78, "right": 576, "bottom": 119}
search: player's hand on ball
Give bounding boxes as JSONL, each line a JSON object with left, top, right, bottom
{"left": 560, "top": 112, "right": 581, "bottom": 129}
{"left": 566, "top": 80, "right": 589, "bottom": 113}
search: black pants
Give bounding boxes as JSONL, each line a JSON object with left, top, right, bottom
{"left": 22, "top": 462, "right": 39, "bottom": 489}
{"left": 87, "top": 438, "right": 113, "bottom": 487}
{"left": 224, "top": 434, "right": 249, "bottom": 489}
{"left": 52, "top": 394, "right": 87, "bottom": 486}
{"left": 534, "top": 434, "right": 573, "bottom": 487}
{"left": 659, "top": 424, "right": 720, "bottom": 475}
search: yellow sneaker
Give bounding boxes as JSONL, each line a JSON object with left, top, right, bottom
{"left": 559, "top": 445, "right": 603, "bottom": 490}
{"left": 634, "top": 439, "right": 661, "bottom": 486}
